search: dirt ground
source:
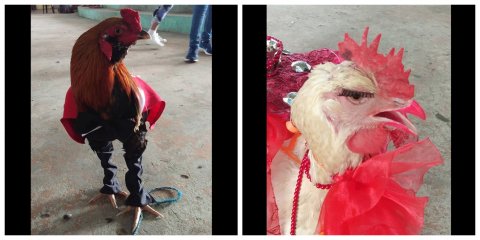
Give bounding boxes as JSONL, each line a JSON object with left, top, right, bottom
{"left": 267, "top": 5, "right": 451, "bottom": 235}
{"left": 30, "top": 11, "right": 212, "bottom": 235}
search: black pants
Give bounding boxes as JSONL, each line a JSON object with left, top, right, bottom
{"left": 85, "top": 120, "right": 154, "bottom": 207}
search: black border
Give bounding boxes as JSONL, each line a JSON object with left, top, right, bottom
{"left": 450, "top": 5, "right": 475, "bottom": 235}
{"left": 242, "top": 5, "right": 267, "bottom": 235}
{"left": 211, "top": 4, "right": 238, "bottom": 235}
{"left": 5, "top": 5, "right": 32, "bottom": 235}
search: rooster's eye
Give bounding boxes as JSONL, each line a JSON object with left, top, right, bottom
{"left": 347, "top": 96, "right": 369, "bottom": 105}
{"left": 115, "top": 28, "right": 122, "bottom": 35}
{"left": 350, "top": 92, "right": 362, "bottom": 100}
{"left": 339, "top": 89, "right": 374, "bottom": 105}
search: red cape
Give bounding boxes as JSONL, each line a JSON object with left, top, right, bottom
{"left": 60, "top": 76, "right": 165, "bottom": 144}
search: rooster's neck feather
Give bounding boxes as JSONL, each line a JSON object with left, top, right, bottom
{"left": 70, "top": 19, "right": 139, "bottom": 114}
{"left": 291, "top": 62, "right": 364, "bottom": 182}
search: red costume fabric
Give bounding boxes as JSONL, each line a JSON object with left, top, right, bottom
{"left": 266, "top": 37, "right": 443, "bottom": 235}
{"left": 61, "top": 76, "right": 165, "bottom": 144}
{"left": 318, "top": 138, "right": 442, "bottom": 235}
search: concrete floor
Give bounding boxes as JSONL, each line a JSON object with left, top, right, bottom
{"left": 267, "top": 5, "right": 451, "bottom": 235}
{"left": 31, "top": 12, "right": 212, "bottom": 234}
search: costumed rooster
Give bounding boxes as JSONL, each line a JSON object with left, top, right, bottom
{"left": 61, "top": 9, "right": 167, "bottom": 232}
{"left": 267, "top": 28, "right": 443, "bottom": 235}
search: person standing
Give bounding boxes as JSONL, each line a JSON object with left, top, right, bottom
{"left": 148, "top": 5, "right": 174, "bottom": 46}
{"left": 185, "top": 5, "right": 212, "bottom": 63}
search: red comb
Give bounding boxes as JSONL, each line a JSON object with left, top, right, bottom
{"left": 338, "top": 27, "right": 414, "bottom": 99}
{"left": 120, "top": 8, "right": 142, "bottom": 32}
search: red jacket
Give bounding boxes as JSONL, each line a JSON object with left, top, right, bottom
{"left": 61, "top": 76, "right": 165, "bottom": 144}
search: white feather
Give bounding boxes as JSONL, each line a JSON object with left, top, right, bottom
{"left": 271, "top": 61, "right": 371, "bottom": 234}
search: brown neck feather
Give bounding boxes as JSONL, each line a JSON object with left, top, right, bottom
{"left": 70, "top": 18, "right": 140, "bottom": 114}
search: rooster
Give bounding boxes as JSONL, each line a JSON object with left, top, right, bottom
{"left": 61, "top": 8, "right": 167, "bottom": 232}
{"left": 267, "top": 28, "right": 443, "bottom": 235}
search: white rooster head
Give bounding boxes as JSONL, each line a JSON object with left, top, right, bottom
{"left": 290, "top": 28, "right": 426, "bottom": 176}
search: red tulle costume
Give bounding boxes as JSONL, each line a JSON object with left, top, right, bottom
{"left": 266, "top": 31, "right": 443, "bottom": 235}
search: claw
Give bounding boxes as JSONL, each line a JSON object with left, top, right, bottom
{"left": 117, "top": 191, "right": 129, "bottom": 198}
{"left": 132, "top": 207, "right": 142, "bottom": 232}
{"left": 88, "top": 193, "right": 104, "bottom": 204}
{"left": 115, "top": 204, "right": 164, "bottom": 234}
{"left": 131, "top": 206, "right": 163, "bottom": 233}
{"left": 116, "top": 206, "right": 132, "bottom": 216}
{"left": 142, "top": 205, "right": 163, "bottom": 218}
{"left": 89, "top": 192, "right": 127, "bottom": 209}
{"left": 108, "top": 195, "right": 118, "bottom": 209}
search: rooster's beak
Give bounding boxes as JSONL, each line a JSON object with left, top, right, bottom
{"left": 138, "top": 30, "right": 150, "bottom": 40}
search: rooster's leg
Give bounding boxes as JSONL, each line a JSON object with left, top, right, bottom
{"left": 87, "top": 139, "right": 126, "bottom": 209}
{"left": 118, "top": 121, "right": 163, "bottom": 233}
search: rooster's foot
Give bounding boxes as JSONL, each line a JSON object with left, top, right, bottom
{"left": 88, "top": 191, "right": 129, "bottom": 209}
{"left": 116, "top": 205, "right": 163, "bottom": 232}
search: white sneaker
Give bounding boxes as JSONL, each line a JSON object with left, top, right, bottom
{"left": 157, "top": 34, "right": 167, "bottom": 43}
{"left": 148, "top": 30, "right": 166, "bottom": 47}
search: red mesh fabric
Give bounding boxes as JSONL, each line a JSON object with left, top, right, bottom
{"left": 266, "top": 111, "right": 292, "bottom": 168}
{"left": 267, "top": 169, "right": 281, "bottom": 235}
{"left": 267, "top": 48, "right": 343, "bottom": 114}
{"left": 319, "top": 139, "right": 443, "bottom": 235}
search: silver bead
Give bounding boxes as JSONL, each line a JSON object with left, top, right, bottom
{"left": 267, "top": 39, "right": 278, "bottom": 52}
{"left": 291, "top": 61, "right": 312, "bottom": 73}
{"left": 283, "top": 92, "right": 298, "bottom": 106}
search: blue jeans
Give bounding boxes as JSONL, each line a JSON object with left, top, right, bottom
{"left": 83, "top": 116, "right": 154, "bottom": 207}
{"left": 154, "top": 5, "right": 173, "bottom": 22}
{"left": 189, "top": 5, "right": 212, "bottom": 49}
